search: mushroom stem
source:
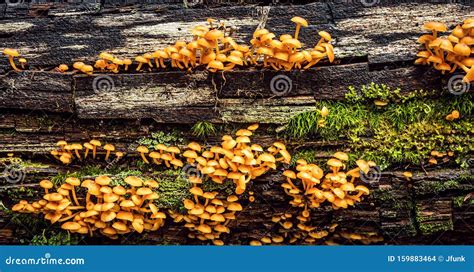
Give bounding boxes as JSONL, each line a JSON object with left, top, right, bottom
{"left": 8, "top": 56, "right": 21, "bottom": 72}
{"left": 58, "top": 212, "right": 81, "bottom": 222}
{"left": 140, "top": 153, "right": 149, "bottom": 164}
{"left": 84, "top": 149, "right": 90, "bottom": 159}
{"left": 92, "top": 146, "right": 97, "bottom": 159}
{"left": 105, "top": 150, "right": 111, "bottom": 161}
{"left": 294, "top": 25, "right": 301, "bottom": 40}
{"left": 70, "top": 187, "right": 80, "bottom": 206}
{"left": 74, "top": 150, "right": 81, "bottom": 160}
{"left": 453, "top": 61, "right": 470, "bottom": 73}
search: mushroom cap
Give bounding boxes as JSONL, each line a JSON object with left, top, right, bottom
{"left": 135, "top": 56, "right": 148, "bottom": 63}
{"left": 190, "top": 186, "right": 203, "bottom": 196}
{"left": 289, "top": 52, "right": 305, "bottom": 63}
{"left": 439, "top": 38, "right": 454, "bottom": 52}
{"left": 187, "top": 142, "right": 202, "bottom": 152}
{"left": 95, "top": 175, "right": 112, "bottom": 186}
{"left": 253, "top": 28, "right": 270, "bottom": 38}
{"left": 274, "top": 52, "right": 289, "bottom": 61}
{"left": 227, "top": 202, "right": 243, "bottom": 211}
{"left": 207, "top": 60, "right": 224, "bottom": 70}
{"left": 149, "top": 151, "right": 161, "bottom": 159}
{"left": 355, "top": 185, "right": 370, "bottom": 195}
{"left": 124, "top": 176, "right": 143, "bottom": 187}
{"left": 90, "top": 139, "right": 101, "bottom": 147}
{"left": 283, "top": 170, "right": 296, "bottom": 179}
{"left": 205, "top": 29, "right": 224, "bottom": 40}
{"left": 65, "top": 177, "right": 80, "bottom": 186}
{"left": 283, "top": 38, "right": 302, "bottom": 48}
{"left": 227, "top": 55, "right": 243, "bottom": 66}
{"left": 113, "top": 185, "right": 127, "bottom": 195}
{"left": 103, "top": 144, "right": 115, "bottom": 151}
{"left": 171, "top": 158, "right": 184, "bottom": 167}
{"left": 454, "top": 43, "right": 471, "bottom": 56}
{"left": 61, "top": 222, "right": 81, "bottom": 231}
{"left": 136, "top": 187, "right": 153, "bottom": 196}
{"left": 257, "top": 47, "right": 274, "bottom": 56}
{"left": 327, "top": 158, "right": 343, "bottom": 168}
{"left": 117, "top": 211, "right": 134, "bottom": 221}
{"left": 333, "top": 152, "right": 349, "bottom": 161}
{"left": 291, "top": 16, "right": 308, "bottom": 27}
{"left": 460, "top": 36, "right": 474, "bottom": 45}
{"left": 437, "top": 62, "right": 451, "bottom": 71}
{"left": 167, "top": 146, "right": 181, "bottom": 154}
{"left": 318, "top": 31, "right": 332, "bottom": 41}
{"left": 323, "top": 43, "right": 334, "bottom": 62}
{"left": 3, "top": 48, "right": 20, "bottom": 57}
{"left": 197, "top": 224, "right": 212, "bottom": 234}
{"left": 423, "top": 22, "right": 447, "bottom": 32}
{"left": 80, "top": 65, "right": 94, "bottom": 73}
{"left": 137, "top": 145, "right": 149, "bottom": 153}
{"left": 39, "top": 179, "right": 53, "bottom": 189}
{"left": 19, "top": 58, "right": 27, "bottom": 63}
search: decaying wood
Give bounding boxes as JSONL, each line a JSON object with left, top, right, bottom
{"left": 0, "top": 1, "right": 473, "bottom": 244}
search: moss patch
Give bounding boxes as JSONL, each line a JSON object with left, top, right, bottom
{"left": 192, "top": 121, "right": 216, "bottom": 138}
{"left": 30, "top": 230, "right": 81, "bottom": 245}
{"left": 285, "top": 83, "right": 473, "bottom": 169}
{"left": 414, "top": 179, "right": 461, "bottom": 195}
{"left": 137, "top": 130, "right": 184, "bottom": 149}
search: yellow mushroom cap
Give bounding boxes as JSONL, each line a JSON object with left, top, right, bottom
{"left": 137, "top": 145, "right": 149, "bottom": 153}
{"left": 318, "top": 31, "right": 332, "bottom": 41}
{"left": 253, "top": 28, "right": 269, "bottom": 38}
{"left": 61, "top": 222, "right": 81, "bottom": 231}
{"left": 39, "top": 180, "right": 53, "bottom": 189}
{"left": 135, "top": 56, "right": 148, "bottom": 63}
{"left": 453, "top": 43, "right": 471, "bottom": 57}
{"left": 90, "top": 139, "right": 101, "bottom": 147}
{"left": 65, "top": 177, "right": 80, "bottom": 186}
{"left": 333, "top": 152, "right": 349, "bottom": 161}
{"left": 207, "top": 60, "right": 224, "bottom": 70}
{"left": 327, "top": 158, "right": 343, "bottom": 168}
{"left": 291, "top": 16, "right": 308, "bottom": 27}
{"left": 283, "top": 38, "right": 302, "bottom": 48}
{"left": 124, "top": 176, "right": 143, "bottom": 187}
{"left": 423, "top": 22, "right": 447, "bottom": 32}
{"left": 95, "top": 175, "right": 112, "bottom": 186}
{"left": 3, "top": 48, "right": 20, "bottom": 57}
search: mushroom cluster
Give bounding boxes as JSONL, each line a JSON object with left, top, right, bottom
{"left": 3, "top": 17, "right": 333, "bottom": 74}
{"left": 180, "top": 124, "right": 291, "bottom": 195}
{"left": 136, "top": 144, "right": 183, "bottom": 169}
{"left": 50, "top": 140, "right": 124, "bottom": 164}
{"left": 427, "top": 150, "right": 454, "bottom": 165}
{"left": 260, "top": 152, "right": 372, "bottom": 244}
{"left": 249, "top": 17, "right": 334, "bottom": 70}
{"left": 283, "top": 152, "right": 371, "bottom": 212}
{"left": 416, "top": 19, "right": 474, "bottom": 82}
{"left": 12, "top": 175, "right": 166, "bottom": 239}
{"left": 169, "top": 190, "right": 242, "bottom": 245}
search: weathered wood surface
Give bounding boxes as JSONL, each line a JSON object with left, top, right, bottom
{"left": 0, "top": 163, "right": 473, "bottom": 245}
{"left": 0, "top": 2, "right": 473, "bottom": 245}
{"left": 0, "top": 2, "right": 472, "bottom": 122}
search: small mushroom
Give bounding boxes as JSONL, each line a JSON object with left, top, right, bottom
{"left": 2, "top": 48, "right": 21, "bottom": 72}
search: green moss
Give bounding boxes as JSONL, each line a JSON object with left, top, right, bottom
{"left": 285, "top": 84, "right": 473, "bottom": 169}
{"left": 192, "top": 121, "right": 216, "bottom": 138}
{"left": 154, "top": 169, "right": 192, "bottom": 210}
{"left": 418, "top": 221, "right": 454, "bottom": 235}
{"left": 137, "top": 130, "right": 184, "bottom": 149}
{"left": 30, "top": 230, "right": 81, "bottom": 245}
{"left": 415, "top": 179, "right": 460, "bottom": 195}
